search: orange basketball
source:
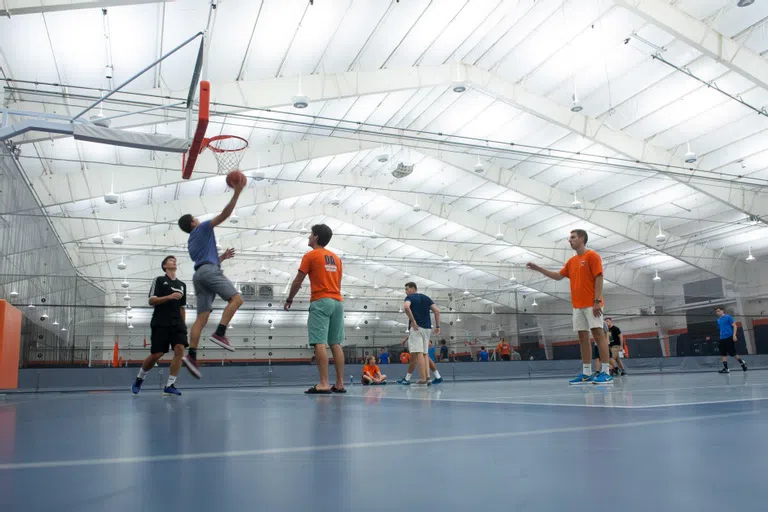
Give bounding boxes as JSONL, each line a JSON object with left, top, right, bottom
{"left": 226, "top": 170, "right": 247, "bottom": 188}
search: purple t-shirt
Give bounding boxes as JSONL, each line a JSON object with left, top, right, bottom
{"left": 188, "top": 220, "right": 218, "bottom": 267}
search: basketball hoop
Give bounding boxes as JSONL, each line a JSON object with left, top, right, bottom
{"left": 205, "top": 135, "right": 249, "bottom": 175}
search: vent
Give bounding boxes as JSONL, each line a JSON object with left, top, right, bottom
{"left": 239, "top": 284, "right": 256, "bottom": 297}
{"left": 391, "top": 162, "right": 413, "bottom": 178}
{"left": 258, "top": 285, "right": 273, "bottom": 299}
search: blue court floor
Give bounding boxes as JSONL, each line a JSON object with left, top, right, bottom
{"left": 2, "top": 371, "right": 768, "bottom": 512}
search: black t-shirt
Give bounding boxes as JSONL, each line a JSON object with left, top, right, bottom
{"left": 149, "top": 275, "right": 187, "bottom": 328}
{"left": 608, "top": 325, "right": 621, "bottom": 346}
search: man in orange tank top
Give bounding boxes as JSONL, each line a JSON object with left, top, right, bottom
{"left": 527, "top": 229, "right": 613, "bottom": 385}
{"left": 284, "top": 224, "right": 346, "bottom": 394}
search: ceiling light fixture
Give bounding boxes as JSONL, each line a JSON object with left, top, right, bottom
{"left": 27, "top": 304, "right": 35, "bottom": 309}
{"left": 452, "top": 63, "right": 467, "bottom": 93}
{"left": 123, "top": 294, "right": 131, "bottom": 301}
{"left": 570, "top": 92, "right": 583, "bottom": 113}
{"left": 412, "top": 200, "right": 421, "bottom": 212}
{"left": 571, "top": 192, "right": 582, "bottom": 210}
{"left": 653, "top": 270, "right": 662, "bottom": 282}
{"left": 746, "top": 247, "right": 756, "bottom": 262}
{"left": 112, "top": 222, "right": 124, "bottom": 244}
{"left": 463, "top": 289, "right": 470, "bottom": 296}
{"left": 292, "top": 74, "right": 309, "bottom": 109}
{"left": 473, "top": 155, "right": 485, "bottom": 174}
{"left": 377, "top": 144, "right": 390, "bottom": 163}
{"left": 684, "top": 142, "right": 697, "bottom": 164}
{"left": 61, "top": 326, "right": 67, "bottom": 332}
{"left": 495, "top": 223, "right": 504, "bottom": 240}
{"left": 655, "top": 223, "right": 667, "bottom": 243}
{"left": 532, "top": 297, "right": 538, "bottom": 307}
{"left": 442, "top": 251, "right": 451, "bottom": 262}
{"left": 355, "top": 324, "right": 360, "bottom": 330}
{"left": 229, "top": 212, "right": 239, "bottom": 224}
{"left": 121, "top": 277, "right": 129, "bottom": 289}
{"left": 738, "top": 0, "right": 755, "bottom": 7}
{"left": 104, "top": 175, "right": 119, "bottom": 205}
{"left": 52, "top": 319, "right": 59, "bottom": 326}
{"left": 456, "top": 316, "right": 462, "bottom": 323}
{"left": 117, "top": 256, "right": 127, "bottom": 270}
{"left": 9, "top": 290, "right": 18, "bottom": 299}
{"left": 509, "top": 272, "right": 517, "bottom": 282}
{"left": 330, "top": 196, "right": 341, "bottom": 206}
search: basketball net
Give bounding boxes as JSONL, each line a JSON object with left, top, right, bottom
{"left": 205, "top": 135, "right": 249, "bottom": 174}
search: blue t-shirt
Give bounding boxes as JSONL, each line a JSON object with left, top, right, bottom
{"left": 478, "top": 350, "right": 489, "bottom": 362}
{"left": 428, "top": 345, "right": 436, "bottom": 362}
{"left": 717, "top": 315, "right": 735, "bottom": 339}
{"left": 404, "top": 293, "right": 434, "bottom": 329}
{"left": 188, "top": 220, "right": 219, "bottom": 267}
{"left": 379, "top": 352, "right": 389, "bottom": 364}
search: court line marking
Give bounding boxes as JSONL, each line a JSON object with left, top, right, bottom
{"left": 0, "top": 410, "right": 756, "bottom": 471}
{"left": 324, "top": 392, "right": 768, "bottom": 409}
{"left": 233, "top": 384, "right": 768, "bottom": 408}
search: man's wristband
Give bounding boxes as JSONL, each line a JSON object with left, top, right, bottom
{"left": 286, "top": 299, "right": 293, "bottom": 303}
{"left": 434, "top": 325, "right": 440, "bottom": 328}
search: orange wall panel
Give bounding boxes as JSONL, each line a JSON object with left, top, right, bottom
{"left": 0, "top": 300, "right": 22, "bottom": 389}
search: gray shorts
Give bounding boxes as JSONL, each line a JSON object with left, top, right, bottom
{"left": 193, "top": 264, "right": 238, "bottom": 314}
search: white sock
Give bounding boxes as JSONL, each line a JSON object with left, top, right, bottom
{"left": 166, "top": 375, "right": 177, "bottom": 387}
{"left": 405, "top": 373, "right": 412, "bottom": 382}
{"left": 582, "top": 364, "right": 591, "bottom": 376}
{"left": 432, "top": 370, "right": 441, "bottom": 379}
{"left": 138, "top": 368, "right": 149, "bottom": 380}
{"left": 601, "top": 364, "right": 610, "bottom": 375}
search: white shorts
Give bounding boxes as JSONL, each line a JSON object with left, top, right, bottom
{"left": 407, "top": 328, "right": 431, "bottom": 354}
{"left": 572, "top": 307, "right": 604, "bottom": 332}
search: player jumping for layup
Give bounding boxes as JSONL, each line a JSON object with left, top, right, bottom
{"left": 177, "top": 179, "right": 245, "bottom": 379}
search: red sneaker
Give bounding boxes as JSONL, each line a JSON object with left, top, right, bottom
{"left": 210, "top": 333, "right": 235, "bottom": 352}
{"left": 182, "top": 354, "right": 201, "bottom": 379}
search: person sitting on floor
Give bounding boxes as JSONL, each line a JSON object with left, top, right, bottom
{"left": 400, "top": 348, "right": 411, "bottom": 364}
{"left": 478, "top": 346, "right": 489, "bottom": 362}
{"left": 362, "top": 356, "right": 387, "bottom": 385}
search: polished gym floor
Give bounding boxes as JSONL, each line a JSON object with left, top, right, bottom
{"left": 1, "top": 371, "right": 767, "bottom": 511}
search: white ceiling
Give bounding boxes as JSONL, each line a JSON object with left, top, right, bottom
{"left": 2, "top": 0, "right": 768, "bottom": 329}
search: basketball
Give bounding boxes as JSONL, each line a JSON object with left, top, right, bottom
{"left": 225, "top": 170, "right": 247, "bottom": 188}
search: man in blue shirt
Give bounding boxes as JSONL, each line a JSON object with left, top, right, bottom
{"left": 715, "top": 306, "right": 747, "bottom": 373}
{"left": 401, "top": 282, "right": 441, "bottom": 385}
{"left": 378, "top": 347, "right": 390, "bottom": 365}
{"left": 478, "top": 346, "right": 489, "bottom": 362}
{"left": 428, "top": 341, "right": 436, "bottom": 363}
{"left": 176, "top": 179, "right": 245, "bottom": 379}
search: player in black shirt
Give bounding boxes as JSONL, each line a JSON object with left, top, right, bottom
{"left": 131, "top": 255, "right": 188, "bottom": 396}
{"left": 605, "top": 317, "right": 626, "bottom": 376}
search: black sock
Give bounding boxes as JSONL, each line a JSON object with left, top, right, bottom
{"left": 188, "top": 347, "right": 197, "bottom": 359}
{"left": 740, "top": 359, "right": 746, "bottom": 366}
{"left": 723, "top": 361, "right": 728, "bottom": 369}
{"left": 215, "top": 324, "right": 227, "bottom": 337}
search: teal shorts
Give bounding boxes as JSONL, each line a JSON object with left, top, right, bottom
{"left": 308, "top": 298, "right": 345, "bottom": 346}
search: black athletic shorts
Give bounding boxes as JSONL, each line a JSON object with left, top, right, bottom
{"left": 501, "top": 354, "right": 511, "bottom": 361}
{"left": 719, "top": 338, "right": 736, "bottom": 357}
{"left": 150, "top": 326, "right": 188, "bottom": 354}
